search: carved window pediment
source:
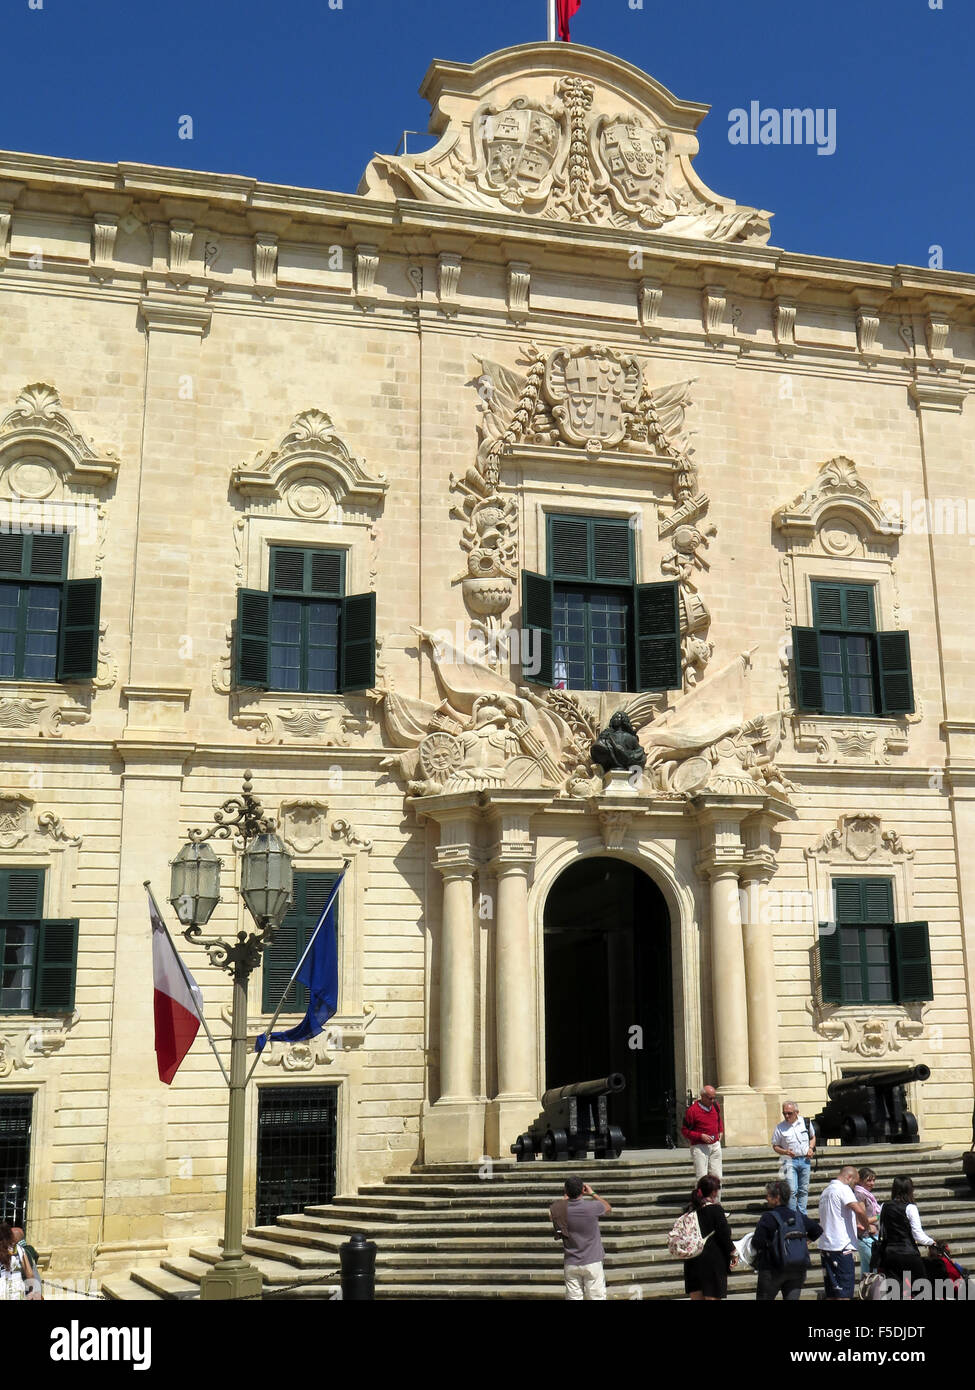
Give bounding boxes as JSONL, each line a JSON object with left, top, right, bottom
{"left": 773, "top": 456, "right": 902, "bottom": 549}
{"left": 0, "top": 383, "right": 119, "bottom": 486}
{"left": 231, "top": 408, "right": 388, "bottom": 513}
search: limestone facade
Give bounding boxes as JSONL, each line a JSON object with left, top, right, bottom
{"left": 0, "top": 42, "right": 973, "bottom": 1282}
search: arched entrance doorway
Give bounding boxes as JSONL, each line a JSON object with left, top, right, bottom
{"left": 543, "top": 856, "right": 675, "bottom": 1148}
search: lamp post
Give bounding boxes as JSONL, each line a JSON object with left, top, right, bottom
{"left": 169, "top": 770, "right": 293, "bottom": 1301}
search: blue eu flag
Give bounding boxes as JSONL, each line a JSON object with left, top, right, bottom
{"left": 255, "top": 872, "right": 343, "bottom": 1052}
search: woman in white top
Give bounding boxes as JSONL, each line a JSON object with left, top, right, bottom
{"left": 876, "top": 1176, "right": 944, "bottom": 1291}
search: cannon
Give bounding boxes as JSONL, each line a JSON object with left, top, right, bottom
{"left": 511, "top": 1074, "right": 626, "bottom": 1162}
{"left": 813, "top": 1064, "right": 931, "bottom": 1146}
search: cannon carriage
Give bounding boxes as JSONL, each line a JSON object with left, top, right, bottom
{"left": 511, "top": 1074, "right": 626, "bottom": 1161}
{"left": 813, "top": 1064, "right": 930, "bottom": 1146}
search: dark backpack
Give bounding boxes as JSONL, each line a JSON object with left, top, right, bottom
{"left": 766, "top": 1207, "right": 809, "bottom": 1271}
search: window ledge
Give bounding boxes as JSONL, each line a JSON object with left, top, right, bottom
{"left": 232, "top": 1007, "right": 376, "bottom": 1072}
{"left": 0, "top": 1012, "right": 77, "bottom": 1076}
{"left": 0, "top": 681, "right": 91, "bottom": 737}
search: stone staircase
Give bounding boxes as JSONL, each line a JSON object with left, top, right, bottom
{"left": 101, "top": 1144, "right": 975, "bottom": 1300}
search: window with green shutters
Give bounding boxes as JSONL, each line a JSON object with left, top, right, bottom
{"left": 261, "top": 871, "right": 340, "bottom": 1014}
{"left": 233, "top": 547, "right": 376, "bottom": 694}
{"left": 0, "top": 868, "right": 79, "bottom": 1014}
{"left": 792, "top": 581, "right": 914, "bottom": 717}
{"left": 818, "top": 876, "right": 932, "bottom": 1005}
{"left": 520, "top": 514, "right": 681, "bottom": 692}
{"left": 0, "top": 533, "right": 101, "bottom": 682}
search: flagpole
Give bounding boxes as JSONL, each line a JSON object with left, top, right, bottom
{"left": 547, "top": 0, "right": 557, "bottom": 42}
{"left": 244, "top": 862, "right": 349, "bottom": 1085}
{"left": 145, "top": 881, "right": 230, "bottom": 1087}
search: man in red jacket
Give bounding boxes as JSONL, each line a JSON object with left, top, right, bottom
{"left": 682, "top": 1084, "right": 724, "bottom": 1179}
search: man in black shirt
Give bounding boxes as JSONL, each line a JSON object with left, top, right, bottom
{"left": 752, "top": 1179, "right": 822, "bottom": 1300}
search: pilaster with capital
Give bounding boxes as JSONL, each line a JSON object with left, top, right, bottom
{"left": 484, "top": 800, "right": 541, "bottom": 1155}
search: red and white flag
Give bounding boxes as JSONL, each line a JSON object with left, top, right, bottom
{"left": 150, "top": 891, "right": 204, "bottom": 1085}
{"left": 558, "top": 0, "right": 581, "bottom": 41}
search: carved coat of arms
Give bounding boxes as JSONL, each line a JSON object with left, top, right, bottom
{"left": 543, "top": 347, "right": 642, "bottom": 451}
{"left": 590, "top": 115, "right": 678, "bottom": 226}
{"left": 470, "top": 97, "right": 567, "bottom": 209}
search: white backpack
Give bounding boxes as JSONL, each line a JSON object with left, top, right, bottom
{"left": 668, "top": 1207, "right": 712, "bottom": 1259}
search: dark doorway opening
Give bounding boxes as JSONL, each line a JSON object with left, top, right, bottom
{"left": 0, "top": 1092, "right": 32, "bottom": 1225}
{"left": 256, "top": 1085, "right": 337, "bottom": 1226}
{"left": 543, "top": 858, "right": 675, "bottom": 1148}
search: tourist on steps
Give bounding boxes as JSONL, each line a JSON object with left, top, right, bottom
{"left": 682, "top": 1084, "right": 724, "bottom": 1179}
{"left": 682, "top": 1175, "right": 738, "bottom": 1301}
{"left": 549, "top": 1177, "right": 611, "bottom": 1301}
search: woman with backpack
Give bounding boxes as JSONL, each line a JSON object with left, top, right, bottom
{"left": 679, "top": 1175, "right": 738, "bottom": 1300}
{"left": 751, "top": 1178, "right": 823, "bottom": 1300}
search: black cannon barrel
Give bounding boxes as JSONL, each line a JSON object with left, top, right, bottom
{"left": 542, "top": 1074, "right": 626, "bottom": 1107}
{"left": 826, "top": 1064, "right": 931, "bottom": 1101}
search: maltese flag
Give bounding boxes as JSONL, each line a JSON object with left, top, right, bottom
{"left": 558, "top": 0, "right": 581, "bottom": 40}
{"left": 150, "top": 891, "right": 204, "bottom": 1084}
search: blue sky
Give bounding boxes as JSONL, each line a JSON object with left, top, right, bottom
{"left": 2, "top": 0, "right": 971, "bottom": 269}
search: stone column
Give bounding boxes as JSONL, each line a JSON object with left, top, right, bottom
{"left": 693, "top": 798, "right": 771, "bottom": 1146}
{"left": 485, "top": 848, "right": 539, "bottom": 1155}
{"left": 708, "top": 866, "right": 750, "bottom": 1089}
{"left": 420, "top": 801, "right": 485, "bottom": 1164}
{"left": 438, "top": 862, "right": 476, "bottom": 1103}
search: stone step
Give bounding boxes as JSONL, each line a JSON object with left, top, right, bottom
{"left": 102, "top": 1143, "right": 975, "bottom": 1301}
{"left": 100, "top": 1275, "right": 172, "bottom": 1301}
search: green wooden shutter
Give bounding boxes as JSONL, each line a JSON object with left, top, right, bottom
{"left": 262, "top": 912, "right": 299, "bottom": 1012}
{"left": 309, "top": 551, "right": 344, "bottom": 596}
{"left": 635, "top": 581, "right": 681, "bottom": 691}
{"left": 893, "top": 921, "right": 933, "bottom": 1002}
{"left": 844, "top": 587, "right": 874, "bottom": 631}
{"left": 235, "top": 589, "right": 271, "bottom": 688}
{"left": 549, "top": 517, "right": 590, "bottom": 581}
{"left": 818, "top": 922, "right": 843, "bottom": 1004}
{"left": 262, "top": 871, "right": 340, "bottom": 1013}
{"left": 0, "top": 868, "right": 44, "bottom": 917}
{"left": 592, "top": 520, "right": 633, "bottom": 583}
{"left": 56, "top": 578, "right": 101, "bottom": 680}
{"left": 339, "top": 592, "right": 376, "bottom": 692}
{"left": 834, "top": 878, "right": 893, "bottom": 923}
{"left": 35, "top": 919, "right": 79, "bottom": 1012}
{"left": 521, "top": 569, "right": 553, "bottom": 686}
{"left": 876, "top": 631, "right": 915, "bottom": 715}
{"left": 28, "top": 534, "right": 67, "bottom": 580}
{"left": 812, "top": 581, "right": 875, "bottom": 631}
{"left": 812, "top": 585, "right": 844, "bottom": 628}
{"left": 792, "top": 627, "right": 823, "bottom": 712}
{"left": 270, "top": 548, "right": 307, "bottom": 594}
{"left": 0, "top": 535, "right": 25, "bottom": 577}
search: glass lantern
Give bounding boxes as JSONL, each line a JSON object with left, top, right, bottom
{"left": 240, "top": 832, "right": 293, "bottom": 928}
{"left": 169, "top": 841, "right": 221, "bottom": 927}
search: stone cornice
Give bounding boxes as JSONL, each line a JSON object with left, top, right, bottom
{"left": 1, "top": 147, "right": 975, "bottom": 315}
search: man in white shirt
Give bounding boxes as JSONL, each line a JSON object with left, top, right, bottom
{"left": 771, "top": 1100, "right": 817, "bottom": 1214}
{"left": 817, "top": 1165, "right": 867, "bottom": 1300}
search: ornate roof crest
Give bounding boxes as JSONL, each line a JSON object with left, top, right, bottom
{"left": 360, "top": 44, "right": 772, "bottom": 244}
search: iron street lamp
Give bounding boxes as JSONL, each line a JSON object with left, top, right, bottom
{"left": 168, "top": 771, "right": 293, "bottom": 1301}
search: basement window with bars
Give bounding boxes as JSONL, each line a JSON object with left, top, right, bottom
{"left": 521, "top": 514, "right": 682, "bottom": 692}
{"left": 792, "top": 581, "right": 914, "bottom": 717}
{"left": 261, "top": 871, "right": 341, "bottom": 1014}
{"left": 818, "top": 876, "right": 933, "bottom": 1006}
{"left": 234, "top": 546, "right": 375, "bottom": 694}
{"left": 0, "top": 868, "right": 79, "bottom": 1014}
{"left": 0, "top": 533, "right": 101, "bottom": 682}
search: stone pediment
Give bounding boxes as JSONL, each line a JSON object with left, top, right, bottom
{"left": 359, "top": 43, "right": 772, "bottom": 245}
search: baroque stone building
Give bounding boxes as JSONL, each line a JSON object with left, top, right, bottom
{"left": 0, "top": 42, "right": 973, "bottom": 1282}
